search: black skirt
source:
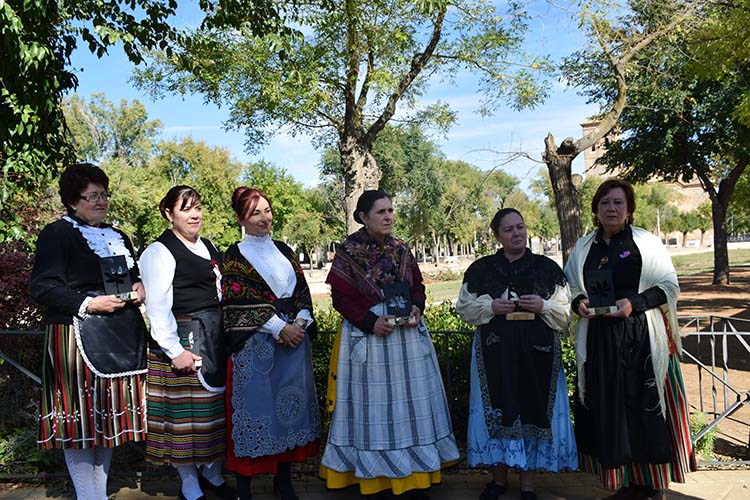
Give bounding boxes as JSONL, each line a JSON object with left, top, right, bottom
{"left": 575, "top": 311, "right": 672, "bottom": 468}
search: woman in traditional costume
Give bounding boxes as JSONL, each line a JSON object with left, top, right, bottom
{"left": 456, "top": 208, "right": 577, "bottom": 500}
{"left": 140, "top": 186, "right": 234, "bottom": 500}
{"left": 564, "top": 179, "right": 695, "bottom": 500}
{"left": 30, "top": 163, "right": 148, "bottom": 500}
{"left": 320, "top": 190, "right": 459, "bottom": 500}
{"left": 221, "top": 187, "right": 320, "bottom": 500}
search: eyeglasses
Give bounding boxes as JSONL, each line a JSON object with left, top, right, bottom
{"left": 79, "top": 191, "right": 110, "bottom": 203}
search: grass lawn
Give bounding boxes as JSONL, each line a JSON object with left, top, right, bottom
{"left": 671, "top": 248, "right": 750, "bottom": 275}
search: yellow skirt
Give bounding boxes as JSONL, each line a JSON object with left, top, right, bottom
{"left": 319, "top": 326, "right": 455, "bottom": 495}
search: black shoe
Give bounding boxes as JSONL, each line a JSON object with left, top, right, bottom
{"left": 519, "top": 491, "right": 537, "bottom": 500}
{"left": 198, "top": 474, "right": 238, "bottom": 500}
{"left": 480, "top": 481, "right": 508, "bottom": 500}
{"left": 272, "top": 477, "right": 299, "bottom": 500}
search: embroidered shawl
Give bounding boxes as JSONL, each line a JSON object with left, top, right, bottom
{"left": 326, "top": 227, "right": 418, "bottom": 305}
{"left": 463, "top": 250, "right": 567, "bottom": 439}
{"left": 221, "top": 240, "right": 315, "bottom": 353}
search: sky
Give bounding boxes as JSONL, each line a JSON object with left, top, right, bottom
{"left": 67, "top": 1, "right": 601, "bottom": 190}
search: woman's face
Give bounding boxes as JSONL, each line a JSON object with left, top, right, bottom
{"left": 167, "top": 197, "right": 203, "bottom": 242}
{"left": 240, "top": 196, "right": 273, "bottom": 237}
{"left": 361, "top": 197, "right": 394, "bottom": 240}
{"left": 494, "top": 212, "right": 527, "bottom": 256}
{"left": 596, "top": 187, "right": 631, "bottom": 234}
{"left": 70, "top": 183, "right": 109, "bottom": 227}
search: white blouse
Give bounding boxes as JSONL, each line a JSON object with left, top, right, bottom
{"left": 237, "top": 234, "right": 313, "bottom": 339}
{"left": 140, "top": 237, "right": 216, "bottom": 359}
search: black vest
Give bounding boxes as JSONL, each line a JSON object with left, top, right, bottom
{"left": 156, "top": 230, "right": 221, "bottom": 315}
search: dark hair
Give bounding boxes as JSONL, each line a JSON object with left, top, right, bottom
{"left": 591, "top": 178, "right": 636, "bottom": 228}
{"left": 59, "top": 163, "right": 109, "bottom": 215}
{"left": 354, "top": 189, "right": 391, "bottom": 224}
{"left": 490, "top": 207, "right": 524, "bottom": 235}
{"left": 231, "top": 186, "right": 273, "bottom": 222}
{"left": 159, "top": 185, "right": 202, "bottom": 220}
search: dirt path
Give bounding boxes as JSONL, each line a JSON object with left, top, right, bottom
{"left": 677, "top": 266, "right": 750, "bottom": 460}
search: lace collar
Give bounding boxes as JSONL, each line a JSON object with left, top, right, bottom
{"left": 63, "top": 215, "right": 135, "bottom": 269}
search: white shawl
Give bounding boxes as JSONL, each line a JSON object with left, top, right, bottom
{"left": 563, "top": 226, "right": 680, "bottom": 416}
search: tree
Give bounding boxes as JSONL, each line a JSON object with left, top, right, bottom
{"left": 0, "top": 0, "right": 180, "bottom": 241}
{"left": 673, "top": 211, "right": 701, "bottom": 247}
{"left": 545, "top": 1, "right": 699, "bottom": 261}
{"left": 64, "top": 94, "right": 162, "bottom": 165}
{"left": 594, "top": 7, "right": 750, "bottom": 284}
{"left": 136, "top": 0, "right": 549, "bottom": 232}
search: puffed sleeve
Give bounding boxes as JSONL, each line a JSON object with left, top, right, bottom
{"left": 455, "top": 282, "right": 495, "bottom": 326}
{"left": 140, "top": 242, "right": 184, "bottom": 359}
{"left": 540, "top": 283, "right": 572, "bottom": 331}
{"left": 29, "top": 223, "right": 87, "bottom": 316}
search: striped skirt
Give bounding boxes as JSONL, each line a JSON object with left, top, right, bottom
{"left": 145, "top": 348, "right": 226, "bottom": 464}
{"left": 37, "top": 324, "right": 146, "bottom": 449}
{"left": 579, "top": 354, "right": 696, "bottom": 490}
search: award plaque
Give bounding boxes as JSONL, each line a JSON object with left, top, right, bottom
{"left": 585, "top": 269, "right": 618, "bottom": 315}
{"left": 176, "top": 317, "right": 203, "bottom": 368}
{"left": 383, "top": 281, "right": 415, "bottom": 325}
{"left": 506, "top": 277, "right": 535, "bottom": 321}
{"left": 99, "top": 256, "right": 137, "bottom": 301}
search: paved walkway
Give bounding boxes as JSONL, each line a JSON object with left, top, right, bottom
{"left": 1, "top": 469, "right": 748, "bottom": 500}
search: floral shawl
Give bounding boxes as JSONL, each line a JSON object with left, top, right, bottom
{"left": 327, "top": 227, "right": 418, "bottom": 304}
{"left": 221, "top": 240, "right": 315, "bottom": 353}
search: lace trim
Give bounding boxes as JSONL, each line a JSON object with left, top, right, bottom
{"left": 63, "top": 216, "right": 135, "bottom": 269}
{"left": 72, "top": 317, "right": 148, "bottom": 378}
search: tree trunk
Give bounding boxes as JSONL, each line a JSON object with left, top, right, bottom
{"left": 543, "top": 134, "right": 583, "bottom": 264}
{"left": 711, "top": 200, "right": 730, "bottom": 284}
{"left": 340, "top": 138, "right": 381, "bottom": 234}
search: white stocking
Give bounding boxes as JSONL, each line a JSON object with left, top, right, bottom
{"left": 175, "top": 464, "right": 202, "bottom": 500}
{"left": 64, "top": 448, "right": 97, "bottom": 500}
{"left": 201, "top": 461, "right": 225, "bottom": 486}
{"left": 93, "top": 446, "right": 112, "bottom": 500}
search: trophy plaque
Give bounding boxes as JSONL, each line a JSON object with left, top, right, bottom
{"left": 176, "top": 317, "right": 203, "bottom": 368}
{"left": 585, "top": 268, "right": 618, "bottom": 315}
{"left": 383, "top": 281, "right": 415, "bottom": 325}
{"left": 99, "top": 256, "right": 137, "bottom": 301}
{"left": 506, "top": 277, "right": 535, "bottom": 321}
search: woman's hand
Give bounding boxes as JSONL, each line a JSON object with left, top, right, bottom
{"left": 406, "top": 305, "right": 421, "bottom": 326}
{"left": 373, "top": 316, "right": 396, "bottom": 337}
{"left": 519, "top": 294, "right": 544, "bottom": 314}
{"left": 577, "top": 298, "right": 595, "bottom": 319}
{"left": 171, "top": 350, "right": 201, "bottom": 372}
{"left": 605, "top": 298, "right": 633, "bottom": 319}
{"left": 86, "top": 295, "right": 126, "bottom": 314}
{"left": 491, "top": 298, "right": 516, "bottom": 316}
{"left": 280, "top": 323, "right": 306, "bottom": 348}
{"left": 132, "top": 282, "right": 145, "bottom": 306}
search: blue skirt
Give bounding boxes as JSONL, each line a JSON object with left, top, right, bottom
{"left": 466, "top": 336, "right": 578, "bottom": 471}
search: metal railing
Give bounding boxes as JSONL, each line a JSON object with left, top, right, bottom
{"left": 677, "top": 315, "right": 750, "bottom": 450}
{"left": 2, "top": 319, "right": 749, "bottom": 462}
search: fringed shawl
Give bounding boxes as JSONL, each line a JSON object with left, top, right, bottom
{"left": 326, "top": 227, "right": 417, "bottom": 305}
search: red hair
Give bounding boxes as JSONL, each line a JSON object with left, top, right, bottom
{"left": 231, "top": 186, "right": 273, "bottom": 222}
